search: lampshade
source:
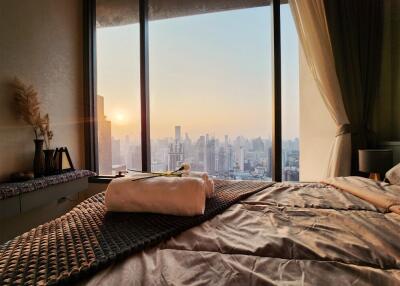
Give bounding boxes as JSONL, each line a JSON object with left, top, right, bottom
{"left": 358, "top": 149, "right": 393, "bottom": 174}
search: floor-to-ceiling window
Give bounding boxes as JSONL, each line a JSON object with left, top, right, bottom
{"left": 148, "top": 3, "right": 273, "bottom": 180}
{"left": 94, "top": 0, "right": 300, "bottom": 181}
{"left": 96, "top": 0, "right": 141, "bottom": 175}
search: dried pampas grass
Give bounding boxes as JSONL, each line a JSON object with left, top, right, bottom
{"left": 40, "top": 113, "right": 53, "bottom": 149}
{"left": 12, "top": 77, "right": 54, "bottom": 148}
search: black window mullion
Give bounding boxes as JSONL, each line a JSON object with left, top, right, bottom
{"left": 139, "top": 0, "right": 151, "bottom": 172}
{"left": 272, "top": 0, "right": 282, "bottom": 182}
{"left": 83, "top": 0, "right": 98, "bottom": 173}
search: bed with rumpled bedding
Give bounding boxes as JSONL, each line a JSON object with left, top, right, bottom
{"left": 78, "top": 179, "right": 400, "bottom": 286}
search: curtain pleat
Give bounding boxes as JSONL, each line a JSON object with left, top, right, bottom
{"left": 324, "top": 0, "right": 384, "bottom": 175}
{"left": 289, "top": 0, "right": 351, "bottom": 177}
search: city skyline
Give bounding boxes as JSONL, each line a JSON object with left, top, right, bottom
{"left": 118, "top": 125, "right": 299, "bottom": 181}
{"left": 97, "top": 99, "right": 299, "bottom": 181}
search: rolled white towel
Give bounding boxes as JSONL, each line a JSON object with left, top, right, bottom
{"left": 182, "top": 171, "right": 214, "bottom": 198}
{"left": 105, "top": 176, "right": 206, "bottom": 216}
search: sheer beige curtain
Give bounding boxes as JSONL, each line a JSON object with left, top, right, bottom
{"left": 289, "top": 0, "right": 351, "bottom": 177}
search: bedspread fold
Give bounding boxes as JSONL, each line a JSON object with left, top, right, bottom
{"left": 323, "top": 176, "right": 400, "bottom": 214}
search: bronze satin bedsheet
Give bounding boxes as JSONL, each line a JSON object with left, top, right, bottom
{"left": 79, "top": 182, "right": 400, "bottom": 286}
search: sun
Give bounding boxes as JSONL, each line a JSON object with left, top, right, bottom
{"left": 114, "top": 112, "right": 126, "bottom": 123}
{"left": 116, "top": 113, "right": 124, "bottom": 121}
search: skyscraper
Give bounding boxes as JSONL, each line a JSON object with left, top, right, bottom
{"left": 97, "top": 95, "right": 112, "bottom": 174}
{"left": 206, "top": 138, "right": 216, "bottom": 175}
{"left": 226, "top": 144, "right": 234, "bottom": 172}
{"left": 168, "top": 141, "right": 184, "bottom": 170}
{"left": 252, "top": 137, "right": 264, "bottom": 152}
{"left": 217, "top": 147, "right": 226, "bottom": 174}
{"left": 239, "top": 147, "right": 245, "bottom": 171}
{"left": 267, "top": 146, "right": 272, "bottom": 177}
{"left": 196, "top": 136, "right": 206, "bottom": 170}
{"left": 183, "top": 133, "right": 192, "bottom": 159}
{"left": 175, "top": 126, "right": 181, "bottom": 142}
{"left": 168, "top": 126, "right": 184, "bottom": 170}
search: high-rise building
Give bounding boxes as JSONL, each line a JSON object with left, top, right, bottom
{"left": 239, "top": 147, "right": 245, "bottom": 171}
{"left": 168, "top": 127, "right": 184, "bottom": 170}
{"left": 217, "top": 147, "right": 226, "bottom": 174}
{"left": 97, "top": 95, "right": 112, "bottom": 174}
{"left": 224, "top": 135, "right": 229, "bottom": 147}
{"left": 283, "top": 167, "right": 299, "bottom": 181}
{"left": 226, "top": 145, "right": 234, "bottom": 171}
{"left": 196, "top": 136, "right": 206, "bottom": 170}
{"left": 206, "top": 138, "right": 216, "bottom": 175}
{"left": 267, "top": 146, "right": 272, "bottom": 177}
{"left": 183, "top": 133, "right": 192, "bottom": 160}
{"left": 168, "top": 141, "right": 184, "bottom": 170}
{"left": 175, "top": 126, "right": 181, "bottom": 142}
{"left": 252, "top": 137, "right": 264, "bottom": 152}
{"left": 282, "top": 149, "right": 288, "bottom": 167}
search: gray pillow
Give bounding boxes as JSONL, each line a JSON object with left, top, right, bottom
{"left": 385, "top": 163, "right": 400, "bottom": 185}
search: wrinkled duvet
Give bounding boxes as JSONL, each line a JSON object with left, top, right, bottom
{"left": 79, "top": 181, "right": 400, "bottom": 286}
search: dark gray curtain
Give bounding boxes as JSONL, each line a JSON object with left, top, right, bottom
{"left": 324, "top": 0, "right": 384, "bottom": 175}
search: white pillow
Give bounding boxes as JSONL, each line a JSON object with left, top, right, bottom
{"left": 385, "top": 163, "right": 400, "bottom": 185}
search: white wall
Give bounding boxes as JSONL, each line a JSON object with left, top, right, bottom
{"left": 0, "top": 0, "right": 84, "bottom": 181}
{"left": 299, "top": 48, "right": 336, "bottom": 181}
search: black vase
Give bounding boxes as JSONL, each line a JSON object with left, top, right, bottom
{"left": 44, "top": 149, "right": 55, "bottom": 175}
{"left": 33, "top": 139, "right": 45, "bottom": 178}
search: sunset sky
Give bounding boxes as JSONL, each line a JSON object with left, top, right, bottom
{"left": 96, "top": 4, "right": 299, "bottom": 141}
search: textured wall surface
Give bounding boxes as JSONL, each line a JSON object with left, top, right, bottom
{"left": 0, "top": 0, "right": 84, "bottom": 181}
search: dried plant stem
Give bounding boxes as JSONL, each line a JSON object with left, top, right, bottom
{"left": 12, "top": 77, "right": 54, "bottom": 147}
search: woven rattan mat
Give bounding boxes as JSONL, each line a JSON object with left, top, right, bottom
{"left": 0, "top": 180, "right": 272, "bottom": 285}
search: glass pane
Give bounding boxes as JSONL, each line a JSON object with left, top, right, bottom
{"left": 96, "top": 0, "right": 141, "bottom": 175}
{"left": 281, "top": 4, "right": 300, "bottom": 181}
{"left": 149, "top": 1, "right": 273, "bottom": 180}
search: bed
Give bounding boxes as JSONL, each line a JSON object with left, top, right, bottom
{"left": 78, "top": 179, "right": 400, "bottom": 285}
{"left": 1, "top": 178, "right": 399, "bottom": 285}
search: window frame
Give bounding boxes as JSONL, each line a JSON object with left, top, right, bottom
{"left": 84, "top": 0, "right": 283, "bottom": 181}
{"left": 83, "top": 0, "right": 98, "bottom": 173}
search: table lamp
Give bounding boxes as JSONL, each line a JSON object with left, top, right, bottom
{"left": 358, "top": 149, "right": 393, "bottom": 181}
